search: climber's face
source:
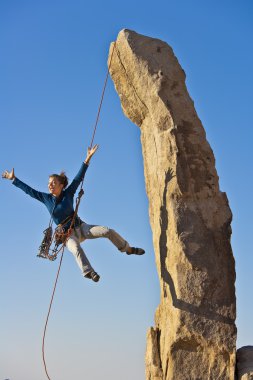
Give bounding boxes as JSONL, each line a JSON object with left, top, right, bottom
{"left": 48, "top": 177, "right": 64, "bottom": 197}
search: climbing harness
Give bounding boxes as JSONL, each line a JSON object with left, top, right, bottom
{"left": 37, "top": 189, "right": 84, "bottom": 261}
{"left": 41, "top": 42, "right": 117, "bottom": 380}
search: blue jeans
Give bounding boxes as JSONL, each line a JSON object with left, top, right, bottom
{"left": 66, "top": 222, "right": 130, "bottom": 275}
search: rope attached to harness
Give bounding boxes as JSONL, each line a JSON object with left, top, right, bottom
{"left": 41, "top": 42, "right": 116, "bottom": 380}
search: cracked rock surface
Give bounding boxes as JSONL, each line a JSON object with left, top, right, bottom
{"left": 108, "top": 29, "right": 237, "bottom": 380}
{"left": 237, "top": 347, "right": 253, "bottom": 380}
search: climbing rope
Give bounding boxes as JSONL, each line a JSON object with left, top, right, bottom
{"left": 89, "top": 41, "right": 116, "bottom": 149}
{"left": 42, "top": 249, "right": 64, "bottom": 380}
{"left": 41, "top": 42, "right": 117, "bottom": 380}
{"left": 42, "top": 188, "right": 84, "bottom": 380}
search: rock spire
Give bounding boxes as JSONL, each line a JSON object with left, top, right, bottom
{"left": 108, "top": 29, "right": 237, "bottom": 380}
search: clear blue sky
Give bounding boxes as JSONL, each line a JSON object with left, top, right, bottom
{"left": 1, "top": 1, "right": 252, "bottom": 379}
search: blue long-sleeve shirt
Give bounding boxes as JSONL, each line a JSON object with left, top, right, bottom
{"left": 12, "top": 162, "right": 88, "bottom": 228}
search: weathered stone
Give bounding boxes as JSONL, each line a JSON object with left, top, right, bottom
{"left": 108, "top": 29, "right": 237, "bottom": 380}
{"left": 241, "top": 374, "right": 253, "bottom": 380}
{"left": 237, "top": 347, "right": 253, "bottom": 380}
{"left": 146, "top": 327, "right": 163, "bottom": 380}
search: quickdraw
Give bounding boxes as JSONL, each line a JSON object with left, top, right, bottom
{"left": 37, "top": 226, "right": 54, "bottom": 260}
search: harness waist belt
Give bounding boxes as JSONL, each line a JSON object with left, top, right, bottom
{"left": 58, "top": 213, "right": 75, "bottom": 227}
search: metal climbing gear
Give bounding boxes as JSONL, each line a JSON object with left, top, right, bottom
{"left": 37, "top": 226, "right": 53, "bottom": 259}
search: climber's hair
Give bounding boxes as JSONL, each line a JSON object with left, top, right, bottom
{"left": 49, "top": 172, "right": 68, "bottom": 189}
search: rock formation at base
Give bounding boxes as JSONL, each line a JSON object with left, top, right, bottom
{"left": 108, "top": 29, "right": 237, "bottom": 379}
{"left": 240, "top": 374, "right": 253, "bottom": 380}
{"left": 237, "top": 347, "right": 253, "bottom": 380}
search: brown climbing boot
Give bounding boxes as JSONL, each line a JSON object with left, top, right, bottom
{"left": 127, "top": 247, "right": 145, "bottom": 255}
{"left": 85, "top": 271, "right": 100, "bottom": 282}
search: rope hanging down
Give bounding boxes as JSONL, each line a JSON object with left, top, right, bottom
{"left": 41, "top": 43, "right": 116, "bottom": 380}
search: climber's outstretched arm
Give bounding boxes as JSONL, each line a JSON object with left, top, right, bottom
{"left": 66, "top": 144, "right": 99, "bottom": 196}
{"left": 2, "top": 167, "right": 48, "bottom": 203}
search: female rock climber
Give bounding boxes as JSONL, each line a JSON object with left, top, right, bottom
{"left": 2, "top": 144, "right": 145, "bottom": 282}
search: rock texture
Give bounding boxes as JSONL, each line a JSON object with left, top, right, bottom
{"left": 237, "top": 347, "right": 253, "bottom": 380}
{"left": 241, "top": 375, "right": 253, "bottom": 380}
{"left": 108, "top": 29, "right": 237, "bottom": 379}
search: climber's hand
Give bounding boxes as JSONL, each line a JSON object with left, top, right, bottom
{"left": 85, "top": 144, "right": 99, "bottom": 164}
{"left": 2, "top": 168, "right": 15, "bottom": 180}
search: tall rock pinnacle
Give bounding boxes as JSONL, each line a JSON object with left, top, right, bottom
{"left": 108, "top": 29, "right": 237, "bottom": 380}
